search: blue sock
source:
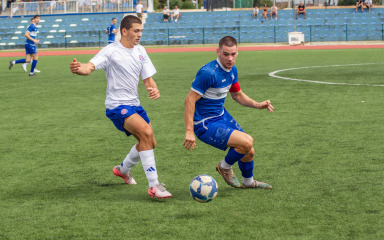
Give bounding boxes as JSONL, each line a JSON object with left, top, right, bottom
{"left": 15, "top": 59, "right": 26, "bottom": 64}
{"left": 238, "top": 160, "right": 254, "bottom": 178}
{"left": 30, "top": 60, "right": 37, "bottom": 73}
{"left": 224, "top": 148, "right": 246, "bottom": 166}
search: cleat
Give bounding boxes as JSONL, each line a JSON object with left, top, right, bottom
{"left": 241, "top": 180, "right": 272, "bottom": 190}
{"left": 29, "top": 73, "right": 37, "bottom": 77}
{"left": 22, "top": 63, "right": 28, "bottom": 72}
{"left": 9, "top": 61, "right": 14, "bottom": 70}
{"left": 113, "top": 165, "right": 137, "bottom": 184}
{"left": 216, "top": 162, "right": 241, "bottom": 188}
{"left": 148, "top": 183, "right": 172, "bottom": 199}
{"left": 34, "top": 69, "right": 41, "bottom": 73}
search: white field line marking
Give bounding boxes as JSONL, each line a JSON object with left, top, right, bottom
{"left": 268, "top": 63, "right": 384, "bottom": 87}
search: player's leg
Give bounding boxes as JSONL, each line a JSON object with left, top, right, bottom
{"left": 123, "top": 113, "right": 171, "bottom": 198}
{"left": 226, "top": 130, "right": 272, "bottom": 189}
{"left": 29, "top": 53, "right": 38, "bottom": 76}
{"left": 9, "top": 51, "right": 30, "bottom": 70}
{"left": 113, "top": 142, "right": 139, "bottom": 185}
{"left": 216, "top": 130, "right": 252, "bottom": 188}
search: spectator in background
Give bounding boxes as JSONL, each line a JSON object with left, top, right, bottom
{"left": 252, "top": 6, "right": 259, "bottom": 20}
{"left": 364, "top": 0, "right": 372, "bottom": 13}
{"left": 162, "top": 5, "right": 170, "bottom": 22}
{"left": 106, "top": 18, "right": 118, "bottom": 44}
{"left": 95, "top": 0, "right": 103, "bottom": 12}
{"left": 43, "top": 0, "right": 56, "bottom": 13}
{"left": 171, "top": 5, "right": 181, "bottom": 22}
{"left": 297, "top": 2, "right": 306, "bottom": 19}
{"left": 262, "top": 4, "right": 268, "bottom": 19}
{"left": 79, "top": 0, "right": 85, "bottom": 12}
{"left": 355, "top": 0, "right": 364, "bottom": 12}
{"left": 270, "top": 4, "right": 278, "bottom": 20}
{"left": 136, "top": 1, "right": 143, "bottom": 20}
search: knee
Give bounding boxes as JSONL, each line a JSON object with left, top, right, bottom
{"left": 242, "top": 148, "right": 255, "bottom": 162}
{"left": 237, "top": 134, "right": 253, "bottom": 154}
{"left": 137, "top": 125, "right": 154, "bottom": 143}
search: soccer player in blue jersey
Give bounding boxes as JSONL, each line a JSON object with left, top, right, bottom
{"left": 105, "top": 18, "right": 118, "bottom": 44}
{"left": 9, "top": 15, "right": 41, "bottom": 77}
{"left": 183, "top": 36, "right": 274, "bottom": 189}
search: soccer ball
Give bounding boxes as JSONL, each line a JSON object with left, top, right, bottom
{"left": 189, "top": 174, "right": 218, "bottom": 203}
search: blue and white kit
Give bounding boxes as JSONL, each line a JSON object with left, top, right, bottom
{"left": 191, "top": 59, "right": 243, "bottom": 151}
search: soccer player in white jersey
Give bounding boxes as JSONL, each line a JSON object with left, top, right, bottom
{"left": 69, "top": 15, "right": 171, "bottom": 199}
{"left": 183, "top": 36, "right": 274, "bottom": 189}
{"left": 9, "top": 15, "right": 41, "bottom": 76}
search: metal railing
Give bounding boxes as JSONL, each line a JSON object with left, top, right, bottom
{"left": 11, "top": 0, "right": 144, "bottom": 17}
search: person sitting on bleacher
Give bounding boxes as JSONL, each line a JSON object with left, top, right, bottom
{"left": 262, "top": 4, "right": 268, "bottom": 20}
{"left": 364, "top": 0, "right": 372, "bottom": 13}
{"left": 297, "top": 3, "right": 306, "bottom": 19}
{"left": 171, "top": 5, "right": 181, "bottom": 22}
{"left": 163, "top": 6, "right": 170, "bottom": 22}
{"left": 270, "top": 4, "right": 278, "bottom": 20}
{"left": 252, "top": 6, "right": 259, "bottom": 20}
{"left": 356, "top": 0, "right": 364, "bottom": 12}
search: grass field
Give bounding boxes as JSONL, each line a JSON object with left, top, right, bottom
{"left": 0, "top": 48, "right": 383, "bottom": 240}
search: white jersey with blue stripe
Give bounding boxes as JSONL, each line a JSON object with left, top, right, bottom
{"left": 191, "top": 59, "right": 238, "bottom": 122}
{"left": 26, "top": 23, "right": 38, "bottom": 45}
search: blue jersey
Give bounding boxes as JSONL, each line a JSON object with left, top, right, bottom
{"left": 26, "top": 23, "right": 38, "bottom": 45}
{"left": 191, "top": 59, "right": 238, "bottom": 122}
{"left": 107, "top": 24, "right": 116, "bottom": 43}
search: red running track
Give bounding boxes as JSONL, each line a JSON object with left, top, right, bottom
{"left": 1, "top": 44, "right": 384, "bottom": 57}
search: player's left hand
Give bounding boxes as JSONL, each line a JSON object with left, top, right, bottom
{"left": 259, "top": 100, "right": 274, "bottom": 113}
{"left": 147, "top": 87, "right": 160, "bottom": 100}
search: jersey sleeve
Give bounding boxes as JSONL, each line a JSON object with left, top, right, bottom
{"left": 90, "top": 45, "right": 110, "bottom": 70}
{"left": 139, "top": 46, "right": 157, "bottom": 80}
{"left": 191, "top": 67, "right": 212, "bottom": 96}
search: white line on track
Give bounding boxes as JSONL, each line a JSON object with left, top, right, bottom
{"left": 268, "top": 63, "right": 384, "bottom": 87}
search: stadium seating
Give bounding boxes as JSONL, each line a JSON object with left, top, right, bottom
{"left": 0, "top": 8, "right": 383, "bottom": 49}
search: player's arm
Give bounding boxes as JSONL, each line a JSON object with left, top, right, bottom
{"left": 25, "top": 31, "right": 38, "bottom": 44}
{"left": 183, "top": 90, "right": 201, "bottom": 150}
{"left": 143, "top": 77, "right": 160, "bottom": 100}
{"left": 230, "top": 83, "right": 274, "bottom": 112}
{"left": 70, "top": 58, "right": 95, "bottom": 76}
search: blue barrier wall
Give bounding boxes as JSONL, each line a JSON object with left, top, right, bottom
{"left": 0, "top": 8, "right": 383, "bottom": 49}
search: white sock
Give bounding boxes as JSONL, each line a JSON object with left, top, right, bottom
{"left": 220, "top": 159, "right": 232, "bottom": 169}
{"left": 243, "top": 177, "right": 254, "bottom": 186}
{"left": 120, "top": 144, "right": 140, "bottom": 174}
{"left": 139, "top": 149, "right": 159, "bottom": 188}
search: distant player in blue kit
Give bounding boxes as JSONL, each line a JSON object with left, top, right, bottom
{"left": 9, "top": 15, "right": 41, "bottom": 77}
{"left": 183, "top": 36, "right": 274, "bottom": 189}
{"left": 105, "top": 18, "right": 118, "bottom": 44}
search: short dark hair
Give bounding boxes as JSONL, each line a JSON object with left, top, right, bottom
{"left": 112, "top": 18, "right": 116, "bottom": 21}
{"left": 219, "top": 36, "right": 237, "bottom": 49}
{"left": 33, "top": 14, "right": 40, "bottom": 19}
{"left": 120, "top": 15, "right": 142, "bottom": 35}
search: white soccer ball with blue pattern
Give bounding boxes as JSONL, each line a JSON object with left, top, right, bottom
{"left": 189, "top": 174, "right": 218, "bottom": 203}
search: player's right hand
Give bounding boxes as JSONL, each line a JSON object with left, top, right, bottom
{"left": 70, "top": 58, "right": 81, "bottom": 74}
{"left": 183, "top": 132, "right": 196, "bottom": 150}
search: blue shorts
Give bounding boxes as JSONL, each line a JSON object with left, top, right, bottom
{"left": 25, "top": 44, "right": 37, "bottom": 55}
{"left": 106, "top": 105, "right": 150, "bottom": 136}
{"left": 194, "top": 109, "right": 243, "bottom": 151}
